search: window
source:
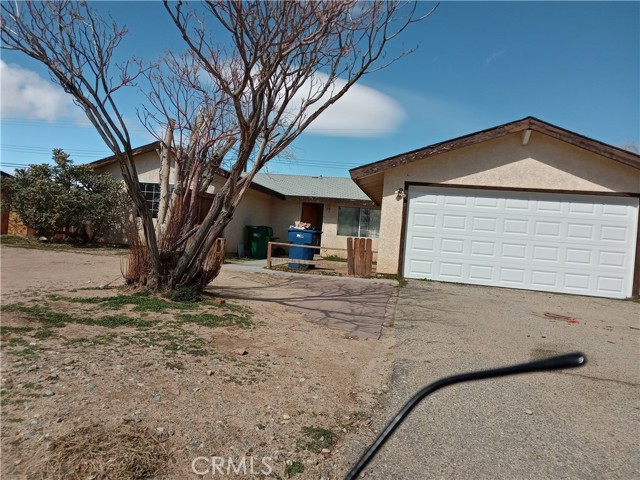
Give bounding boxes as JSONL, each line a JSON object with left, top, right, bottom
{"left": 337, "top": 207, "right": 381, "bottom": 238}
{"left": 138, "top": 183, "right": 173, "bottom": 219}
{"left": 138, "top": 183, "right": 161, "bottom": 218}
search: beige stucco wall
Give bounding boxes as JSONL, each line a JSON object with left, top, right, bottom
{"left": 375, "top": 132, "right": 640, "bottom": 274}
{"left": 96, "top": 150, "right": 168, "bottom": 184}
{"left": 269, "top": 199, "right": 301, "bottom": 244}
{"left": 223, "top": 189, "right": 275, "bottom": 254}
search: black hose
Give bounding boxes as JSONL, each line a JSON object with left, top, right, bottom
{"left": 345, "top": 352, "right": 587, "bottom": 480}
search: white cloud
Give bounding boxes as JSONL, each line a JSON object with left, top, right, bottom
{"left": 0, "top": 60, "right": 83, "bottom": 122}
{"left": 484, "top": 49, "right": 506, "bottom": 68}
{"left": 289, "top": 73, "right": 406, "bottom": 137}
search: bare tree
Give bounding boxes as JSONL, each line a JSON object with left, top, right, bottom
{"left": 1, "top": 0, "right": 436, "bottom": 291}
{"left": 1, "top": 1, "right": 166, "bottom": 287}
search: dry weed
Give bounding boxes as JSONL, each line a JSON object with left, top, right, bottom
{"left": 39, "top": 424, "right": 171, "bottom": 480}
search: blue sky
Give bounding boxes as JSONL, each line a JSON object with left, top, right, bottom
{"left": 1, "top": 1, "right": 639, "bottom": 177}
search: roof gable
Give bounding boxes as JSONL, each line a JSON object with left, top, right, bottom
{"left": 350, "top": 117, "right": 640, "bottom": 181}
{"left": 88, "top": 141, "right": 160, "bottom": 169}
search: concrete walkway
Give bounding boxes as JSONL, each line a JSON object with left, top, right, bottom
{"left": 210, "top": 262, "right": 398, "bottom": 339}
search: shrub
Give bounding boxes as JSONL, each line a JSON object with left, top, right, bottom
{"left": 5, "top": 149, "right": 127, "bottom": 242}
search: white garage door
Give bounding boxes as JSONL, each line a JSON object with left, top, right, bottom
{"left": 403, "top": 186, "right": 638, "bottom": 298}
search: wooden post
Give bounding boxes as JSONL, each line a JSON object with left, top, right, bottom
{"left": 364, "top": 238, "right": 373, "bottom": 276}
{"left": 266, "top": 241, "right": 272, "bottom": 269}
{"left": 347, "top": 237, "right": 373, "bottom": 277}
{"left": 347, "top": 237, "right": 354, "bottom": 275}
{"left": 214, "top": 238, "right": 226, "bottom": 264}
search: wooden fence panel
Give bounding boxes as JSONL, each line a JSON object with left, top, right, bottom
{"left": 347, "top": 237, "right": 354, "bottom": 274}
{"left": 347, "top": 237, "right": 372, "bottom": 277}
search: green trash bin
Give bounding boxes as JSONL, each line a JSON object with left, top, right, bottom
{"left": 246, "top": 225, "right": 273, "bottom": 259}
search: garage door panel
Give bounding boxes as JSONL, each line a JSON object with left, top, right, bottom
{"left": 536, "top": 199, "right": 563, "bottom": 213}
{"left": 566, "top": 223, "right": 594, "bottom": 241}
{"left": 499, "top": 267, "right": 526, "bottom": 285}
{"left": 472, "top": 216, "right": 499, "bottom": 233}
{"left": 600, "top": 225, "right": 628, "bottom": 243}
{"left": 468, "top": 264, "right": 494, "bottom": 281}
{"left": 443, "top": 196, "right": 468, "bottom": 207}
{"left": 414, "top": 194, "right": 439, "bottom": 207}
{"left": 569, "top": 202, "right": 596, "bottom": 215}
{"left": 439, "top": 238, "right": 464, "bottom": 254}
{"left": 502, "top": 242, "right": 527, "bottom": 260}
{"left": 410, "top": 235, "right": 435, "bottom": 253}
{"left": 406, "top": 259, "right": 433, "bottom": 276}
{"left": 599, "top": 251, "right": 626, "bottom": 268}
{"left": 535, "top": 221, "right": 562, "bottom": 238}
{"left": 503, "top": 218, "right": 529, "bottom": 235}
{"left": 566, "top": 248, "right": 592, "bottom": 266}
{"left": 438, "top": 261, "right": 464, "bottom": 279}
{"left": 602, "top": 203, "right": 631, "bottom": 217}
{"left": 413, "top": 212, "right": 437, "bottom": 228}
{"left": 564, "top": 273, "right": 591, "bottom": 291}
{"left": 505, "top": 198, "right": 530, "bottom": 211}
{"left": 403, "top": 187, "right": 638, "bottom": 298}
{"left": 471, "top": 240, "right": 495, "bottom": 256}
{"left": 597, "top": 276, "right": 625, "bottom": 294}
{"left": 473, "top": 197, "right": 499, "bottom": 209}
{"left": 442, "top": 215, "right": 467, "bottom": 231}
{"left": 531, "top": 270, "right": 559, "bottom": 288}
{"left": 533, "top": 245, "right": 560, "bottom": 262}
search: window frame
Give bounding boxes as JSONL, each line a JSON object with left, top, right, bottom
{"left": 336, "top": 206, "right": 380, "bottom": 238}
{"left": 138, "top": 182, "right": 173, "bottom": 219}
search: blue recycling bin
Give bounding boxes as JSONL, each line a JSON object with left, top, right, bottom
{"left": 288, "top": 228, "right": 321, "bottom": 270}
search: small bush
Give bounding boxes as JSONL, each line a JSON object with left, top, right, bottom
{"left": 285, "top": 459, "right": 305, "bottom": 477}
{"left": 165, "top": 286, "right": 201, "bottom": 303}
{"left": 297, "top": 426, "right": 337, "bottom": 453}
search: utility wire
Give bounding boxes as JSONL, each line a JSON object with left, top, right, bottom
{"left": 0, "top": 143, "right": 364, "bottom": 169}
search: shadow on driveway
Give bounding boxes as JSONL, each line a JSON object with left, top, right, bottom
{"left": 209, "top": 271, "right": 397, "bottom": 339}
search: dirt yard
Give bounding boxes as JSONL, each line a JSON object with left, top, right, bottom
{"left": 1, "top": 246, "right": 397, "bottom": 479}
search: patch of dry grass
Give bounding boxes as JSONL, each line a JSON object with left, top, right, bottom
{"left": 40, "top": 424, "right": 172, "bottom": 480}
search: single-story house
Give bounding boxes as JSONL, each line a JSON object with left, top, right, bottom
{"left": 90, "top": 146, "right": 379, "bottom": 258}
{"left": 350, "top": 117, "right": 640, "bottom": 299}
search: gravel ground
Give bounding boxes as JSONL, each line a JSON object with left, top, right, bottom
{"left": 353, "top": 280, "right": 640, "bottom": 480}
{"left": 0, "top": 246, "right": 398, "bottom": 479}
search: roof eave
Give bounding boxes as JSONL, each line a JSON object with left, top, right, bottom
{"left": 284, "top": 195, "right": 376, "bottom": 206}
{"left": 350, "top": 116, "right": 640, "bottom": 180}
{"left": 89, "top": 141, "right": 162, "bottom": 169}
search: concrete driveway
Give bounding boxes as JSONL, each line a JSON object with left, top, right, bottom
{"left": 211, "top": 264, "right": 398, "bottom": 339}
{"left": 356, "top": 280, "right": 639, "bottom": 479}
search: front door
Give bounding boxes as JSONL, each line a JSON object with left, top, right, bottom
{"left": 301, "top": 202, "right": 324, "bottom": 230}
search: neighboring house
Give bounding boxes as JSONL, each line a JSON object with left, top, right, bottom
{"left": 1, "top": 171, "right": 12, "bottom": 234}
{"left": 90, "top": 146, "right": 379, "bottom": 258}
{"left": 0, "top": 170, "right": 36, "bottom": 237}
{"left": 350, "top": 117, "right": 640, "bottom": 299}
